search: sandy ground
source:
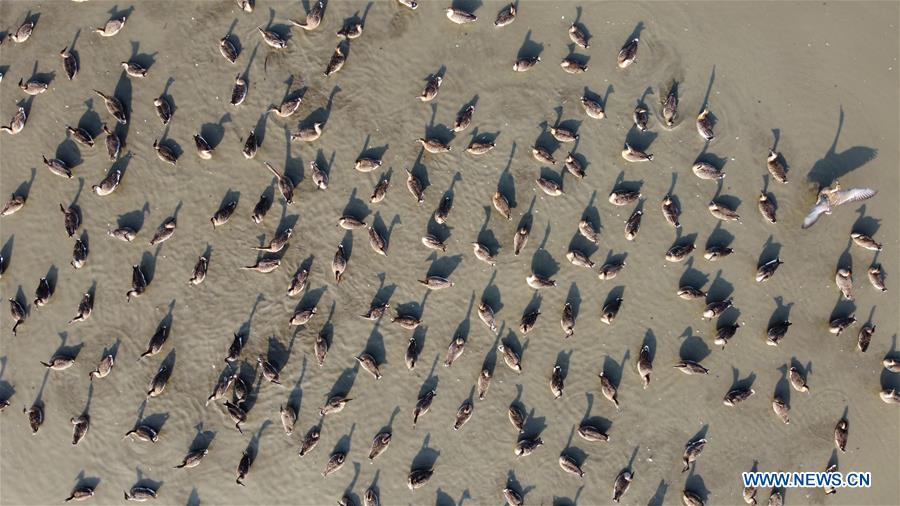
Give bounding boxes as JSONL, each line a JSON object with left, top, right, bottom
{"left": 0, "top": 1, "right": 898, "bottom": 505}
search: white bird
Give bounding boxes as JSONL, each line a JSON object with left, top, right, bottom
{"left": 802, "top": 181, "right": 876, "bottom": 229}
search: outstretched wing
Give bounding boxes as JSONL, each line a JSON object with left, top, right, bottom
{"left": 802, "top": 198, "right": 829, "bottom": 229}
{"left": 832, "top": 188, "right": 877, "bottom": 207}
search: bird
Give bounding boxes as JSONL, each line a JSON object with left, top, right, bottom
{"left": 802, "top": 181, "right": 876, "bottom": 229}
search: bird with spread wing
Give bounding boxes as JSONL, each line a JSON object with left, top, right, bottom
{"left": 802, "top": 181, "right": 877, "bottom": 229}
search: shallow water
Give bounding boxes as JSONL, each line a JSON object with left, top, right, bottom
{"left": 0, "top": 1, "right": 898, "bottom": 505}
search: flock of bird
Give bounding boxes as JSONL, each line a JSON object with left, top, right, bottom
{"left": 0, "top": 1, "right": 896, "bottom": 506}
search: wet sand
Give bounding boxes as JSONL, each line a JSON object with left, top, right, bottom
{"left": 1, "top": 1, "right": 898, "bottom": 505}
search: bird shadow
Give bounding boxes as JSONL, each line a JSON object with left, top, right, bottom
{"left": 706, "top": 270, "right": 733, "bottom": 302}
{"left": 522, "top": 291, "right": 542, "bottom": 318}
{"left": 730, "top": 367, "right": 756, "bottom": 391}
{"left": 497, "top": 155, "right": 517, "bottom": 209}
{"left": 128, "top": 41, "right": 158, "bottom": 74}
{"left": 530, "top": 224, "right": 559, "bottom": 278}
{"left": 333, "top": 423, "right": 356, "bottom": 455}
{"left": 476, "top": 207, "right": 500, "bottom": 256}
{"left": 625, "top": 21, "right": 645, "bottom": 44}
{"left": 327, "top": 364, "right": 359, "bottom": 399}
{"left": 480, "top": 328, "right": 503, "bottom": 378}
{"left": 602, "top": 349, "right": 630, "bottom": 388}
{"left": 51, "top": 331, "right": 84, "bottom": 362}
{"left": 41, "top": 264, "right": 59, "bottom": 301}
{"left": 108, "top": 5, "right": 135, "bottom": 19}
{"left": 835, "top": 238, "right": 853, "bottom": 272}
{"left": 552, "top": 485, "right": 584, "bottom": 506}
{"left": 132, "top": 467, "right": 163, "bottom": 495}
{"left": 302, "top": 85, "right": 341, "bottom": 128}
{"left": 759, "top": 235, "right": 782, "bottom": 265}
{"left": 317, "top": 301, "right": 337, "bottom": 349}
{"left": 563, "top": 43, "right": 590, "bottom": 67}
{"left": 72, "top": 471, "right": 101, "bottom": 495}
{"left": 807, "top": 106, "right": 877, "bottom": 187}
{"left": 556, "top": 349, "right": 573, "bottom": 378}
{"left": 516, "top": 196, "right": 537, "bottom": 239}
{"left": 534, "top": 121, "right": 560, "bottom": 155}
{"left": 412, "top": 433, "right": 441, "bottom": 470}
{"left": 576, "top": 191, "right": 602, "bottom": 232}
{"left": 706, "top": 222, "right": 734, "bottom": 250}
{"left": 418, "top": 355, "right": 440, "bottom": 398}
{"left": 481, "top": 271, "right": 503, "bottom": 314}
{"left": 297, "top": 286, "right": 327, "bottom": 315}
{"left": 342, "top": 188, "right": 370, "bottom": 221}
{"left": 514, "top": 28, "right": 545, "bottom": 60}
{"left": 561, "top": 427, "right": 588, "bottom": 466}
{"left": 410, "top": 150, "right": 430, "bottom": 194}
{"left": 116, "top": 202, "right": 150, "bottom": 233}
{"left": 237, "top": 363, "right": 263, "bottom": 413}
{"left": 286, "top": 356, "right": 307, "bottom": 415}
{"left": 190, "top": 422, "right": 216, "bottom": 451}
{"left": 241, "top": 43, "right": 260, "bottom": 83}
{"left": 111, "top": 69, "right": 132, "bottom": 142}
{"left": 565, "top": 282, "right": 581, "bottom": 321}
{"left": 603, "top": 286, "right": 626, "bottom": 314}
{"left": 201, "top": 113, "right": 232, "bottom": 149}
{"left": 236, "top": 294, "right": 264, "bottom": 342}
{"left": 684, "top": 471, "right": 710, "bottom": 503}
{"left": 678, "top": 327, "right": 709, "bottom": 362}
{"left": 396, "top": 291, "right": 429, "bottom": 322}
{"left": 469, "top": 126, "right": 500, "bottom": 148}
{"left": 139, "top": 246, "right": 162, "bottom": 285}
{"left": 0, "top": 357, "right": 15, "bottom": 401}
{"left": 769, "top": 296, "right": 794, "bottom": 327}
{"left": 711, "top": 187, "right": 742, "bottom": 213}
{"left": 700, "top": 65, "right": 716, "bottom": 112}
{"left": 452, "top": 292, "right": 476, "bottom": 342}
{"left": 522, "top": 405, "right": 546, "bottom": 440}
{"left": 580, "top": 392, "right": 612, "bottom": 433}
{"left": 378, "top": 406, "right": 401, "bottom": 437}
{"left": 74, "top": 99, "right": 102, "bottom": 136}
{"left": 611, "top": 170, "right": 643, "bottom": 195}
{"left": 216, "top": 188, "right": 240, "bottom": 217}
{"left": 828, "top": 293, "right": 856, "bottom": 322}
{"left": 648, "top": 480, "right": 670, "bottom": 506}
{"left": 186, "top": 489, "right": 200, "bottom": 506}
{"left": 364, "top": 326, "right": 386, "bottom": 366}
{"left": 620, "top": 447, "right": 639, "bottom": 474}
{"left": 775, "top": 365, "right": 791, "bottom": 406}
{"left": 425, "top": 107, "right": 455, "bottom": 145}
{"left": 225, "top": 17, "right": 240, "bottom": 41}
{"left": 55, "top": 138, "right": 83, "bottom": 168}
{"left": 247, "top": 419, "right": 273, "bottom": 459}
{"left": 138, "top": 406, "right": 170, "bottom": 436}
{"left": 505, "top": 468, "right": 536, "bottom": 501}
{"left": 852, "top": 205, "right": 881, "bottom": 237}
{"left": 791, "top": 356, "right": 813, "bottom": 383}
{"left": 265, "top": 333, "right": 295, "bottom": 376}
{"left": 369, "top": 275, "right": 396, "bottom": 309}
{"left": 428, "top": 254, "right": 462, "bottom": 279}
{"left": 12, "top": 168, "right": 36, "bottom": 203}
{"left": 695, "top": 146, "right": 728, "bottom": 170}
{"left": 625, "top": 124, "right": 657, "bottom": 151}
{"left": 672, "top": 233, "right": 697, "bottom": 253}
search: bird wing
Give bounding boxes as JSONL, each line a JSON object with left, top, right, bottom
{"left": 802, "top": 197, "right": 829, "bottom": 229}
{"left": 831, "top": 188, "right": 877, "bottom": 207}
